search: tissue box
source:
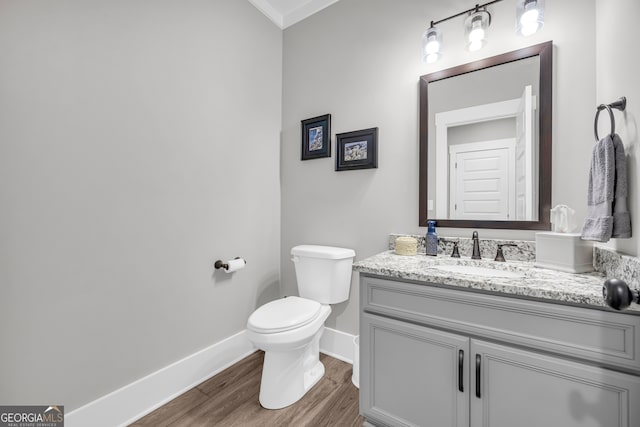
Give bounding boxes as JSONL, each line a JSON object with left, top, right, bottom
{"left": 535, "top": 232, "right": 594, "bottom": 273}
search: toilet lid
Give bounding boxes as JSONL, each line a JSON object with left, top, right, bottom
{"left": 247, "top": 296, "right": 322, "bottom": 334}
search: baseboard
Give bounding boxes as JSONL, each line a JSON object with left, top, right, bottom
{"left": 65, "top": 327, "right": 355, "bottom": 427}
{"left": 320, "top": 327, "right": 357, "bottom": 364}
{"left": 65, "top": 330, "right": 255, "bottom": 427}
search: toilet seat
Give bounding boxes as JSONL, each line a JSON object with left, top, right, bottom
{"left": 248, "top": 296, "right": 322, "bottom": 334}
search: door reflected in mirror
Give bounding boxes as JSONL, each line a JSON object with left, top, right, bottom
{"left": 419, "top": 42, "right": 552, "bottom": 230}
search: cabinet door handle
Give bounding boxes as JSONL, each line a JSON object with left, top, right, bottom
{"left": 458, "top": 349, "right": 464, "bottom": 392}
{"left": 475, "top": 354, "right": 481, "bottom": 398}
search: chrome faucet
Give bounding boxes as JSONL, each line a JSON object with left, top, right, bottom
{"left": 471, "top": 231, "right": 481, "bottom": 259}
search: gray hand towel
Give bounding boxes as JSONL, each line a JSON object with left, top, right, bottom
{"left": 581, "top": 133, "right": 631, "bottom": 241}
{"left": 611, "top": 134, "right": 631, "bottom": 238}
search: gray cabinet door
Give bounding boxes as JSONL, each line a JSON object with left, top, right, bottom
{"left": 361, "top": 313, "right": 469, "bottom": 427}
{"left": 470, "top": 339, "right": 640, "bottom": 427}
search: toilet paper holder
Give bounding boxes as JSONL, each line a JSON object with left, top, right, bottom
{"left": 214, "top": 257, "right": 247, "bottom": 271}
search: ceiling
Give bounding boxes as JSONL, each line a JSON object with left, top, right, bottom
{"left": 248, "top": 0, "right": 341, "bottom": 29}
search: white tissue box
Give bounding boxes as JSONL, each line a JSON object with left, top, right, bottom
{"left": 535, "top": 232, "right": 594, "bottom": 273}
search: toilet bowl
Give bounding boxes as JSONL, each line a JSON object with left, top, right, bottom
{"left": 247, "top": 297, "right": 331, "bottom": 409}
{"left": 246, "top": 245, "right": 355, "bottom": 409}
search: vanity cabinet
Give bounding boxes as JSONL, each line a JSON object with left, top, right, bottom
{"left": 359, "top": 274, "right": 640, "bottom": 427}
{"left": 361, "top": 313, "right": 469, "bottom": 426}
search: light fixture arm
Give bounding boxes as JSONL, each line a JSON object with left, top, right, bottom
{"left": 430, "top": 0, "right": 502, "bottom": 27}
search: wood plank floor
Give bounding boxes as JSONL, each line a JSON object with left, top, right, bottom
{"left": 131, "top": 351, "right": 365, "bottom": 427}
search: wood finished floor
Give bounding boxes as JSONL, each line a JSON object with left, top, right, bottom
{"left": 131, "top": 351, "right": 364, "bottom": 427}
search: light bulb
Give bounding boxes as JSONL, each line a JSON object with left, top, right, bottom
{"left": 468, "top": 40, "right": 483, "bottom": 51}
{"left": 520, "top": 8, "right": 539, "bottom": 26}
{"left": 520, "top": 22, "right": 539, "bottom": 36}
{"left": 426, "top": 53, "right": 439, "bottom": 64}
{"left": 425, "top": 37, "right": 440, "bottom": 55}
{"left": 469, "top": 23, "right": 485, "bottom": 43}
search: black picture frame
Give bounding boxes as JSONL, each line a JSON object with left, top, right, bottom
{"left": 336, "top": 127, "right": 378, "bottom": 171}
{"left": 301, "top": 114, "right": 331, "bottom": 160}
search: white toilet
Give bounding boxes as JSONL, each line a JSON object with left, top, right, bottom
{"left": 246, "top": 245, "right": 355, "bottom": 409}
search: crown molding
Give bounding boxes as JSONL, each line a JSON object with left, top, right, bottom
{"left": 248, "top": 0, "right": 341, "bottom": 29}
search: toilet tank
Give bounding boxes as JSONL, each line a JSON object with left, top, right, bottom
{"left": 291, "top": 245, "right": 356, "bottom": 304}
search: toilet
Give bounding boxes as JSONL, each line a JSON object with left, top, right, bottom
{"left": 246, "top": 245, "right": 356, "bottom": 409}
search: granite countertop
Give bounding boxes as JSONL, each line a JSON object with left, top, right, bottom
{"left": 353, "top": 250, "right": 640, "bottom": 313}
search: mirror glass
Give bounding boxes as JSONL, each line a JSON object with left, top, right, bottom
{"left": 419, "top": 42, "right": 552, "bottom": 230}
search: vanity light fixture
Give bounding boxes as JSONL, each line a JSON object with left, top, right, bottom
{"left": 516, "top": 0, "right": 544, "bottom": 36}
{"left": 422, "top": 0, "right": 546, "bottom": 63}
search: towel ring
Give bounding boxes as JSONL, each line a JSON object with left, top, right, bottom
{"left": 594, "top": 96, "right": 627, "bottom": 142}
{"left": 594, "top": 104, "right": 614, "bottom": 141}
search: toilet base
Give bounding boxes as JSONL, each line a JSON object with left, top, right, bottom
{"left": 304, "top": 359, "right": 325, "bottom": 392}
{"left": 258, "top": 326, "right": 325, "bottom": 409}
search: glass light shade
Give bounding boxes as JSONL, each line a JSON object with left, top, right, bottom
{"left": 516, "top": 0, "right": 544, "bottom": 36}
{"left": 421, "top": 26, "right": 442, "bottom": 63}
{"left": 464, "top": 9, "right": 490, "bottom": 52}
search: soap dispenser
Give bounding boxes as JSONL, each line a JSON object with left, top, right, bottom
{"left": 425, "top": 220, "right": 438, "bottom": 256}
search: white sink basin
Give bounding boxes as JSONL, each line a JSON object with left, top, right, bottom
{"left": 431, "top": 264, "right": 524, "bottom": 279}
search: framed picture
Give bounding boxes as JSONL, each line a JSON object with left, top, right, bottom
{"left": 336, "top": 127, "right": 378, "bottom": 171}
{"left": 301, "top": 114, "right": 331, "bottom": 160}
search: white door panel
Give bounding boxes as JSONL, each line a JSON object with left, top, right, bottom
{"left": 450, "top": 139, "right": 516, "bottom": 221}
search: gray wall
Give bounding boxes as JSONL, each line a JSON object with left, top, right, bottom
{"left": 281, "top": 0, "right": 598, "bottom": 335}
{"left": 596, "top": 0, "right": 640, "bottom": 256}
{"left": 0, "top": 0, "right": 282, "bottom": 410}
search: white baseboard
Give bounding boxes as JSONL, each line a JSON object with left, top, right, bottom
{"left": 65, "top": 330, "right": 255, "bottom": 427}
{"left": 320, "top": 327, "right": 357, "bottom": 364}
{"left": 65, "top": 327, "right": 356, "bottom": 427}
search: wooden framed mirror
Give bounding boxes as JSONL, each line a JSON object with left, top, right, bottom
{"left": 419, "top": 41, "right": 552, "bottom": 230}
